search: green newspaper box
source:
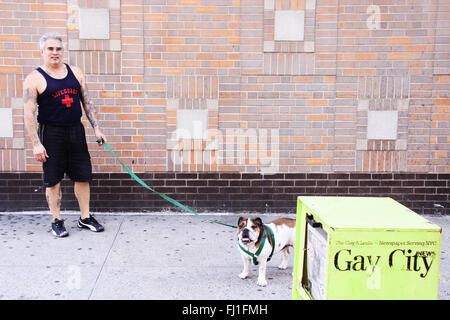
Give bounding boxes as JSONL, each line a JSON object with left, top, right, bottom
{"left": 292, "top": 196, "right": 442, "bottom": 300}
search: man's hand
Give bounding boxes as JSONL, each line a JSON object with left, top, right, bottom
{"left": 33, "top": 142, "right": 49, "bottom": 162}
{"left": 94, "top": 127, "right": 107, "bottom": 145}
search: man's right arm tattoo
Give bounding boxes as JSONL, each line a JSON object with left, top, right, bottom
{"left": 23, "top": 86, "right": 41, "bottom": 147}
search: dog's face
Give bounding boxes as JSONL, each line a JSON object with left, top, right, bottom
{"left": 237, "top": 217, "right": 264, "bottom": 245}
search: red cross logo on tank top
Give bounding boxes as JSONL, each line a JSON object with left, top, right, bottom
{"left": 62, "top": 95, "right": 73, "bottom": 108}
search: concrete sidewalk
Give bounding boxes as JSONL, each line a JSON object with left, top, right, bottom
{"left": 0, "top": 212, "right": 448, "bottom": 300}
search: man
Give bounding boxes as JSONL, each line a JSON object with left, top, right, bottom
{"left": 23, "top": 32, "right": 107, "bottom": 237}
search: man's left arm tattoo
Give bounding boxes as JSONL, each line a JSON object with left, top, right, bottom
{"left": 80, "top": 82, "right": 99, "bottom": 129}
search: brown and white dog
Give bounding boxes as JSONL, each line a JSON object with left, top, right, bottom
{"left": 237, "top": 216, "right": 296, "bottom": 286}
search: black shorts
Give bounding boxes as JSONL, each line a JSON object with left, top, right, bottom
{"left": 39, "top": 123, "right": 92, "bottom": 188}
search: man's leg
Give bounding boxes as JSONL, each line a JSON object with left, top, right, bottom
{"left": 75, "top": 181, "right": 104, "bottom": 232}
{"left": 46, "top": 182, "right": 62, "bottom": 221}
{"left": 47, "top": 181, "right": 69, "bottom": 237}
{"left": 74, "top": 181, "right": 90, "bottom": 219}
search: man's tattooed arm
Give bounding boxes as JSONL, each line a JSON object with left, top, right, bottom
{"left": 23, "top": 85, "right": 40, "bottom": 147}
{"left": 79, "top": 81, "right": 99, "bottom": 129}
{"left": 23, "top": 73, "right": 49, "bottom": 162}
{"left": 76, "top": 67, "right": 107, "bottom": 143}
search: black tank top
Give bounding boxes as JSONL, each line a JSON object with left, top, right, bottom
{"left": 36, "top": 63, "right": 82, "bottom": 126}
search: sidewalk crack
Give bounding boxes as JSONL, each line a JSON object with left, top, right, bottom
{"left": 88, "top": 215, "right": 124, "bottom": 299}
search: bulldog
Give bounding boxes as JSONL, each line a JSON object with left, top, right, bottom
{"left": 237, "top": 216, "right": 296, "bottom": 286}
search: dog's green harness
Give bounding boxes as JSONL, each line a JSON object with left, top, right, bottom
{"left": 238, "top": 225, "right": 275, "bottom": 266}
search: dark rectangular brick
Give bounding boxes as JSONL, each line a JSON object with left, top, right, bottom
{"left": 349, "top": 173, "right": 371, "bottom": 180}
{"left": 332, "top": 173, "right": 350, "bottom": 179}
{"left": 402, "top": 180, "right": 424, "bottom": 187}
{"left": 154, "top": 172, "right": 176, "bottom": 179}
{"left": 295, "top": 180, "right": 316, "bottom": 186}
{"left": 165, "top": 180, "right": 187, "bottom": 186}
{"left": 424, "top": 180, "right": 447, "bottom": 187}
{"left": 219, "top": 173, "right": 242, "bottom": 179}
{"left": 241, "top": 173, "right": 263, "bottom": 180}
{"left": 317, "top": 180, "right": 337, "bottom": 186}
{"left": 370, "top": 187, "right": 392, "bottom": 194}
{"left": 198, "top": 173, "right": 220, "bottom": 180}
{"left": 371, "top": 173, "right": 393, "bottom": 180}
{"left": 187, "top": 180, "right": 207, "bottom": 186}
{"left": 251, "top": 180, "right": 273, "bottom": 187}
{"left": 306, "top": 173, "right": 328, "bottom": 180}
{"left": 176, "top": 173, "right": 198, "bottom": 179}
{"left": 109, "top": 173, "right": 132, "bottom": 180}
{"left": 175, "top": 187, "right": 197, "bottom": 194}
{"left": 230, "top": 180, "right": 251, "bottom": 187}
{"left": 338, "top": 180, "right": 359, "bottom": 187}
{"left": 273, "top": 180, "right": 294, "bottom": 186}
{"left": 284, "top": 173, "right": 307, "bottom": 179}
{"left": 360, "top": 180, "right": 380, "bottom": 186}
{"left": 207, "top": 180, "right": 229, "bottom": 187}
{"left": 219, "top": 187, "right": 242, "bottom": 194}
{"left": 263, "top": 173, "right": 284, "bottom": 179}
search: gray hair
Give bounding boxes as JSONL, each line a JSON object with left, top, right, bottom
{"left": 39, "top": 32, "right": 64, "bottom": 50}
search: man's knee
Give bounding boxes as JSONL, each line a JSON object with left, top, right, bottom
{"left": 74, "top": 181, "right": 90, "bottom": 190}
{"left": 46, "top": 182, "right": 61, "bottom": 196}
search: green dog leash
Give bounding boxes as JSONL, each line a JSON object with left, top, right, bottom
{"left": 97, "top": 139, "right": 237, "bottom": 229}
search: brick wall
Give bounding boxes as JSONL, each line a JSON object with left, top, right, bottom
{"left": 0, "top": 0, "right": 448, "bottom": 213}
{"left": 0, "top": 172, "right": 448, "bottom": 214}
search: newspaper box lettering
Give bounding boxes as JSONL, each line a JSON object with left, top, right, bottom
{"left": 334, "top": 248, "right": 436, "bottom": 278}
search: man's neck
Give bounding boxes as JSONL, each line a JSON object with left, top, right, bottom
{"left": 42, "top": 63, "right": 66, "bottom": 78}
{"left": 43, "top": 62, "right": 64, "bottom": 71}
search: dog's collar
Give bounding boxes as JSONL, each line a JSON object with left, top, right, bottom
{"left": 238, "top": 225, "right": 275, "bottom": 266}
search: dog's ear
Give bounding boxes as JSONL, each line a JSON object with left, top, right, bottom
{"left": 238, "top": 216, "right": 245, "bottom": 225}
{"left": 254, "top": 217, "right": 263, "bottom": 227}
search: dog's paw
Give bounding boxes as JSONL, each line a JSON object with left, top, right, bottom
{"left": 278, "top": 263, "right": 288, "bottom": 270}
{"left": 257, "top": 278, "right": 267, "bottom": 287}
{"left": 238, "top": 272, "right": 248, "bottom": 279}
